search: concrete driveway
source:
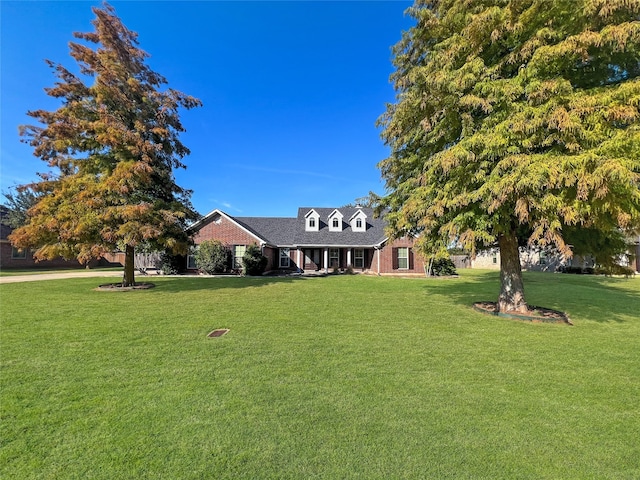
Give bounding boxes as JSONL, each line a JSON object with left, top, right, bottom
{"left": 0, "top": 270, "right": 125, "bottom": 284}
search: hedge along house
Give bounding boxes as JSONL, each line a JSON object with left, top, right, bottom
{"left": 187, "top": 207, "right": 426, "bottom": 275}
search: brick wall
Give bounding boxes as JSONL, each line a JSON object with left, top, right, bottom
{"left": 375, "top": 237, "right": 426, "bottom": 276}
{"left": 192, "top": 214, "right": 262, "bottom": 246}
{"left": 0, "top": 242, "right": 96, "bottom": 269}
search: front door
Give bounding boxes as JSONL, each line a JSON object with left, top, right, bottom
{"left": 304, "top": 249, "right": 321, "bottom": 270}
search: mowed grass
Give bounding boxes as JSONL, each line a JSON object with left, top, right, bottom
{"left": 1, "top": 271, "right": 639, "bottom": 479}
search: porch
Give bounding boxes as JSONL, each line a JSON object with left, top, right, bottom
{"left": 295, "top": 247, "right": 374, "bottom": 273}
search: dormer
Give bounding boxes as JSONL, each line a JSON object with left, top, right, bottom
{"left": 328, "top": 209, "right": 344, "bottom": 232}
{"left": 349, "top": 209, "right": 367, "bottom": 232}
{"left": 305, "top": 209, "right": 320, "bottom": 232}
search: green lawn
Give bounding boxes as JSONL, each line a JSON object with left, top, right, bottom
{"left": 1, "top": 271, "right": 639, "bottom": 479}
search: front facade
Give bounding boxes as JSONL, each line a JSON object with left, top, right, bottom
{"left": 188, "top": 207, "right": 426, "bottom": 276}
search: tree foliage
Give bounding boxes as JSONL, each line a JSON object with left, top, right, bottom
{"left": 1, "top": 187, "right": 42, "bottom": 229}
{"left": 242, "top": 244, "right": 268, "bottom": 276}
{"left": 8, "top": 3, "right": 201, "bottom": 286}
{"left": 379, "top": 0, "right": 640, "bottom": 311}
{"left": 195, "top": 240, "right": 230, "bottom": 274}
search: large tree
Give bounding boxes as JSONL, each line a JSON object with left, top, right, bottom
{"left": 378, "top": 0, "right": 640, "bottom": 313}
{"left": 9, "top": 3, "right": 201, "bottom": 286}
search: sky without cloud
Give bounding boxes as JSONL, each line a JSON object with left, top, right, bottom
{"left": 1, "top": 1, "right": 414, "bottom": 217}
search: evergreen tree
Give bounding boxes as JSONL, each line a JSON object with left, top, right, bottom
{"left": 9, "top": 3, "right": 202, "bottom": 286}
{"left": 379, "top": 0, "right": 640, "bottom": 312}
{"left": 1, "top": 187, "right": 42, "bottom": 229}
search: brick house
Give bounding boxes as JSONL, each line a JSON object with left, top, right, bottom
{"left": 0, "top": 221, "right": 96, "bottom": 270}
{"left": 188, "top": 207, "right": 427, "bottom": 275}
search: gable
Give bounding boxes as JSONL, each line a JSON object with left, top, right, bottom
{"left": 190, "top": 209, "right": 265, "bottom": 246}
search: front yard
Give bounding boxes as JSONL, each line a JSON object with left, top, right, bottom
{"left": 1, "top": 271, "right": 638, "bottom": 479}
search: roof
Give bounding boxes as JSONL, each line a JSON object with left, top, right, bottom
{"left": 0, "top": 223, "right": 12, "bottom": 242}
{"left": 232, "top": 216, "right": 299, "bottom": 246}
{"left": 191, "top": 206, "right": 389, "bottom": 248}
{"left": 292, "top": 207, "right": 387, "bottom": 247}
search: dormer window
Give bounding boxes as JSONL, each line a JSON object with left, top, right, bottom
{"left": 328, "top": 209, "right": 344, "bottom": 232}
{"left": 349, "top": 209, "right": 367, "bottom": 232}
{"left": 305, "top": 209, "right": 320, "bottom": 232}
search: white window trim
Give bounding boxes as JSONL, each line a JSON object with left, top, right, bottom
{"left": 328, "top": 209, "right": 344, "bottom": 232}
{"left": 350, "top": 210, "right": 367, "bottom": 232}
{"left": 397, "top": 247, "right": 409, "bottom": 270}
{"left": 233, "top": 245, "right": 246, "bottom": 269}
{"left": 279, "top": 248, "right": 291, "bottom": 268}
{"left": 305, "top": 209, "right": 320, "bottom": 232}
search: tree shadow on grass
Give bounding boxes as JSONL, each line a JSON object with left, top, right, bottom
{"left": 423, "top": 270, "right": 639, "bottom": 324}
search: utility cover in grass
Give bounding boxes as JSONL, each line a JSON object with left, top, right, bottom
{"left": 208, "top": 329, "right": 229, "bottom": 338}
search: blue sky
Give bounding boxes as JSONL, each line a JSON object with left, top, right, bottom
{"left": 1, "top": 1, "right": 414, "bottom": 217}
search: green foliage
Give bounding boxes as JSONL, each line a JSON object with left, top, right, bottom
{"left": 595, "top": 264, "right": 636, "bottom": 277}
{"left": 242, "top": 243, "right": 268, "bottom": 276}
{"left": 429, "top": 258, "right": 457, "bottom": 276}
{"left": 159, "top": 251, "right": 184, "bottom": 275}
{"left": 564, "top": 225, "right": 633, "bottom": 270}
{"left": 378, "top": 0, "right": 640, "bottom": 310}
{"left": 1, "top": 187, "right": 42, "bottom": 229}
{"left": 8, "top": 3, "right": 201, "bottom": 286}
{"left": 194, "top": 240, "right": 230, "bottom": 274}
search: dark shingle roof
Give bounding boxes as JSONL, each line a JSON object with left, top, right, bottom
{"left": 233, "top": 207, "right": 387, "bottom": 248}
{"left": 232, "top": 216, "right": 299, "bottom": 246}
{"left": 292, "top": 207, "right": 387, "bottom": 247}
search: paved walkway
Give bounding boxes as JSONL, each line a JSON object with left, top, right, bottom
{"left": 0, "top": 270, "right": 124, "bottom": 284}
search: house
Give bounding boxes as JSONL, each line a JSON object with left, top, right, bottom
{"left": 0, "top": 219, "right": 91, "bottom": 270}
{"left": 187, "top": 207, "right": 427, "bottom": 275}
{"left": 0, "top": 206, "right": 113, "bottom": 270}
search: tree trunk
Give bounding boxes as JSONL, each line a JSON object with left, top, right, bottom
{"left": 123, "top": 244, "right": 136, "bottom": 287}
{"left": 497, "top": 231, "right": 527, "bottom": 313}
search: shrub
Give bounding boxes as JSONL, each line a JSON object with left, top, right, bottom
{"left": 159, "top": 251, "right": 184, "bottom": 275}
{"left": 429, "top": 258, "right": 457, "bottom": 276}
{"left": 595, "top": 264, "right": 635, "bottom": 277}
{"left": 195, "top": 240, "right": 231, "bottom": 274}
{"left": 243, "top": 244, "right": 268, "bottom": 276}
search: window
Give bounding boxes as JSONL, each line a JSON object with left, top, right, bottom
{"left": 329, "top": 248, "right": 340, "bottom": 268}
{"left": 354, "top": 248, "right": 364, "bottom": 268}
{"left": 356, "top": 218, "right": 362, "bottom": 229}
{"left": 397, "top": 247, "right": 409, "bottom": 269}
{"left": 306, "top": 210, "right": 320, "bottom": 231}
{"left": 539, "top": 251, "right": 547, "bottom": 265}
{"left": 233, "top": 245, "right": 246, "bottom": 269}
{"left": 187, "top": 249, "right": 197, "bottom": 269}
{"left": 279, "top": 248, "right": 290, "bottom": 268}
{"left": 332, "top": 218, "right": 339, "bottom": 228}
{"left": 492, "top": 254, "right": 497, "bottom": 265}
{"left": 11, "top": 247, "right": 27, "bottom": 259}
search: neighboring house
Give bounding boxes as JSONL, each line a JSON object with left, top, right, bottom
{"left": 0, "top": 220, "right": 92, "bottom": 270}
{"left": 471, "top": 240, "right": 640, "bottom": 274}
{"left": 471, "top": 247, "right": 566, "bottom": 272}
{"left": 187, "top": 207, "right": 427, "bottom": 275}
